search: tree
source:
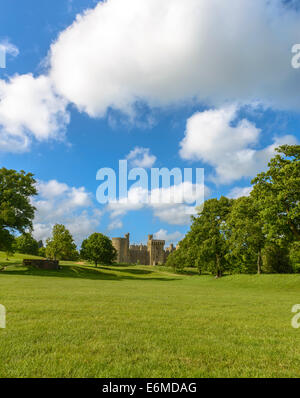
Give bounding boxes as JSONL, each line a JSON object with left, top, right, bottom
{"left": 46, "top": 224, "right": 78, "bottom": 260}
{"left": 38, "top": 247, "right": 46, "bottom": 258}
{"left": 15, "top": 233, "right": 39, "bottom": 255}
{"left": 0, "top": 229, "right": 15, "bottom": 260}
{"left": 262, "top": 243, "right": 292, "bottom": 274}
{"left": 0, "top": 168, "right": 37, "bottom": 235}
{"left": 227, "top": 196, "right": 265, "bottom": 274}
{"left": 188, "top": 197, "right": 233, "bottom": 277}
{"left": 165, "top": 234, "right": 204, "bottom": 273}
{"left": 165, "top": 247, "right": 187, "bottom": 273}
{"left": 80, "top": 233, "right": 117, "bottom": 266}
{"left": 252, "top": 145, "right": 300, "bottom": 244}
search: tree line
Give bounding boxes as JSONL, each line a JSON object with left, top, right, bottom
{"left": 0, "top": 145, "right": 299, "bottom": 272}
{"left": 166, "top": 145, "right": 300, "bottom": 276}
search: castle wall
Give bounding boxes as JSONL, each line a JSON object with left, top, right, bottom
{"left": 129, "top": 245, "right": 149, "bottom": 265}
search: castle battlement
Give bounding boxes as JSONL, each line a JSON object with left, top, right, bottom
{"left": 130, "top": 244, "right": 147, "bottom": 251}
{"left": 149, "top": 240, "right": 165, "bottom": 246}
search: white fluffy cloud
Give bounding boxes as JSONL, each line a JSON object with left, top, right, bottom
{"left": 126, "top": 147, "right": 156, "bottom": 168}
{"left": 151, "top": 203, "right": 194, "bottom": 225}
{"left": 179, "top": 106, "right": 298, "bottom": 184}
{"left": 153, "top": 229, "right": 183, "bottom": 245}
{"left": 0, "top": 74, "right": 69, "bottom": 152}
{"left": 49, "top": 0, "right": 300, "bottom": 117}
{"left": 107, "top": 219, "right": 123, "bottom": 231}
{"left": 38, "top": 179, "right": 68, "bottom": 198}
{"left": 32, "top": 180, "right": 101, "bottom": 245}
{"left": 227, "top": 186, "right": 253, "bottom": 199}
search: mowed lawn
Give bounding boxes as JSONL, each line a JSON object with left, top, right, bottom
{"left": 1, "top": 252, "right": 300, "bottom": 378}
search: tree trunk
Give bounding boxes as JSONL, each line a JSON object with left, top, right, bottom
{"left": 257, "top": 249, "right": 262, "bottom": 275}
{"left": 216, "top": 269, "right": 222, "bottom": 278}
{"left": 216, "top": 255, "right": 222, "bottom": 278}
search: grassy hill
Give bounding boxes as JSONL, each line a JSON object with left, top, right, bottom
{"left": 1, "top": 252, "right": 300, "bottom": 377}
{"left": 0, "top": 250, "right": 44, "bottom": 266}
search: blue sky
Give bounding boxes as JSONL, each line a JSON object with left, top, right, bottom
{"left": 0, "top": 0, "right": 300, "bottom": 246}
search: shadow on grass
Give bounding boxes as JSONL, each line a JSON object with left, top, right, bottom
{"left": 99, "top": 266, "right": 153, "bottom": 275}
{"left": 0, "top": 263, "right": 179, "bottom": 282}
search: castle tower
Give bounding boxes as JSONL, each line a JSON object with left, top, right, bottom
{"left": 147, "top": 235, "right": 165, "bottom": 265}
{"left": 112, "top": 233, "right": 130, "bottom": 263}
{"left": 125, "top": 233, "right": 130, "bottom": 258}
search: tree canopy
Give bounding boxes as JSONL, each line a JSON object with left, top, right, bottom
{"left": 226, "top": 196, "right": 265, "bottom": 274}
{"left": 251, "top": 145, "right": 300, "bottom": 243}
{"left": 170, "top": 197, "right": 233, "bottom": 277}
{"left": 192, "top": 197, "right": 233, "bottom": 277}
{"left": 80, "top": 233, "right": 116, "bottom": 266}
{"left": 0, "top": 168, "right": 37, "bottom": 257}
{"left": 46, "top": 224, "right": 79, "bottom": 261}
{"left": 15, "top": 233, "right": 39, "bottom": 256}
{"left": 0, "top": 168, "right": 37, "bottom": 234}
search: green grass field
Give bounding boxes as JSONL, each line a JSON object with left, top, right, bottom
{"left": 1, "top": 251, "right": 300, "bottom": 378}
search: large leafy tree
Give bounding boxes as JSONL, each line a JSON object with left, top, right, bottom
{"left": 46, "top": 224, "right": 79, "bottom": 261}
{"left": 252, "top": 145, "right": 300, "bottom": 243}
{"left": 80, "top": 233, "right": 116, "bottom": 266}
{"left": 189, "top": 197, "right": 233, "bottom": 277}
{"left": 0, "top": 168, "right": 37, "bottom": 234}
{"left": 227, "top": 196, "right": 266, "bottom": 274}
{"left": 15, "top": 233, "right": 39, "bottom": 256}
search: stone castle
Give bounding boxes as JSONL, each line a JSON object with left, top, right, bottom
{"left": 112, "top": 233, "right": 176, "bottom": 265}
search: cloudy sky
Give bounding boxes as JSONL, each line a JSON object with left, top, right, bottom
{"left": 1, "top": 0, "right": 300, "bottom": 246}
